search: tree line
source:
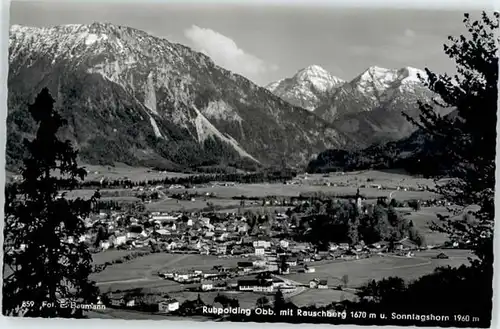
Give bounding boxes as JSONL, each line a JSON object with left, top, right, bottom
{"left": 76, "top": 170, "right": 297, "bottom": 189}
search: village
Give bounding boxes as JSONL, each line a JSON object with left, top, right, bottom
{"left": 76, "top": 175, "right": 460, "bottom": 316}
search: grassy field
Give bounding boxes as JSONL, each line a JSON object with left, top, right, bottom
{"left": 403, "top": 207, "right": 451, "bottom": 246}
{"left": 216, "top": 206, "right": 290, "bottom": 214}
{"left": 146, "top": 198, "right": 242, "bottom": 212}
{"left": 290, "top": 289, "right": 357, "bottom": 307}
{"left": 87, "top": 309, "right": 210, "bottom": 320}
{"left": 286, "top": 249, "right": 472, "bottom": 289}
{"left": 92, "top": 253, "right": 249, "bottom": 283}
{"left": 80, "top": 163, "right": 192, "bottom": 182}
{"left": 305, "top": 170, "right": 436, "bottom": 189}
{"left": 92, "top": 250, "right": 145, "bottom": 265}
{"left": 59, "top": 169, "right": 439, "bottom": 206}
{"left": 187, "top": 184, "right": 436, "bottom": 200}
{"left": 169, "top": 291, "right": 262, "bottom": 309}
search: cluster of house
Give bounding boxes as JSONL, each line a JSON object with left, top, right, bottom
{"left": 236, "top": 277, "right": 294, "bottom": 293}
{"left": 159, "top": 268, "right": 230, "bottom": 284}
{"left": 107, "top": 294, "right": 180, "bottom": 313}
{"left": 85, "top": 209, "right": 311, "bottom": 256}
{"left": 309, "top": 279, "right": 329, "bottom": 289}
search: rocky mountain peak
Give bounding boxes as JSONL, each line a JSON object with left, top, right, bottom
{"left": 265, "top": 65, "right": 344, "bottom": 111}
{"left": 7, "top": 22, "right": 346, "bottom": 170}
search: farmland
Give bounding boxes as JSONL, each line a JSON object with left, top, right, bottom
{"left": 403, "top": 207, "right": 451, "bottom": 246}
{"left": 73, "top": 166, "right": 473, "bottom": 319}
{"left": 286, "top": 249, "right": 473, "bottom": 289}
{"left": 92, "top": 253, "right": 249, "bottom": 284}
{"left": 290, "top": 289, "right": 357, "bottom": 307}
{"left": 182, "top": 183, "right": 436, "bottom": 200}
{"left": 77, "top": 163, "right": 192, "bottom": 182}
{"left": 146, "top": 198, "right": 242, "bottom": 212}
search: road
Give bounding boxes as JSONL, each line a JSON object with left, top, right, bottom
{"left": 272, "top": 274, "right": 307, "bottom": 298}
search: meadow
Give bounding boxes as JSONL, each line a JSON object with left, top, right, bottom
{"left": 290, "top": 289, "right": 357, "bottom": 307}
{"left": 92, "top": 249, "right": 144, "bottom": 265}
{"left": 185, "top": 183, "right": 436, "bottom": 200}
{"left": 92, "top": 253, "right": 249, "bottom": 285}
{"left": 146, "top": 198, "right": 242, "bottom": 212}
{"left": 286, "top": 249, "right": 472, "bottom": 289}
{"left": 403, "top": 207, "right": 452, "bottom": 246}
{"left": 169, "top": 291, "right": 261, "bottom": 309}
{"left": 80, "top": 163, "right": 192, "bottom": 181}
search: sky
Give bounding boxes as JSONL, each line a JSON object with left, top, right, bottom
{"left": 8, "top": 0, "right": 492, "bottom": 86}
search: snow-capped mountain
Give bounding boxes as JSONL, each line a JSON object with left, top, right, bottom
{"left": 7, "top": 23, "right": 346, "bottom": 169}
{"left": 314, "top": 65, "right": 442, "bottom": 145}
{"left": 315, "top": 65, "right": 431, "bottom": 120}
{"left": 265, "top": 65, "right": 344, "bottom": 111}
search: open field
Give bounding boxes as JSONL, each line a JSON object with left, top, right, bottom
{"left": 146, "top": 198, "right": 242, "bottom": 212}
{"left": 403, "top": 207, "right": 451, "bottom": 246}
{"left": 87, "top": 309, "right": 210, "bottom": 320}
{"left": 290, "top": 288, "right": 357, "bottom": 307}
{"left": 304, "top": 170, "right": 436, "bottom": 189}
{"left": 286, "top": 249, "right": 472, "bottom": 289}
{"left": 216, "top": 206, "right": 290, "bottom": 214}
{"left": 79, "top": 163, "right": 193, "bottom": 181}
{"left": 7, "top": 164, "right": 194, "bottom": 183}
{"left": 92, "top": 253, "right": 249, "bottom": 284}
{"left": 92, "top": 250, "right": 146, "bottom": 265}
{"left": 64, "top": 188, "right": 132, "bottom": 199}
{"left": 182, "top": 184, "right": 437, "bottom": 200}
{"left": 58, "top": 169, "right": 439, "bottom": 206}
{"left": 169, "top": 291, "right": 262, "bottom": 309}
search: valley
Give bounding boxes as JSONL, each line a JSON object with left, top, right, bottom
{"left": 37, "top": 165, "right": 468, "bottom": 319}
{"left": 4, "top": 8, "right": 491, "bottom": 325}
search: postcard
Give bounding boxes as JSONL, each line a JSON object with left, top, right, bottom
{"left": 2, "top": 0, "right": 497, "bottom": 328}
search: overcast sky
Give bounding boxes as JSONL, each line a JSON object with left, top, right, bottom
{"left": 9, "top": 1, "right": 491, "bottom": 86}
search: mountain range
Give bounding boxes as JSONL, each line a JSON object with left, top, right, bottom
{"left": 7, "top": 22, "right": 446, "bottom": 172}
{"left": 266, "top": 65, "right": 449, "bottom": 145}
{"left": 7, "top": 23, "right": 347, "bottom": 171}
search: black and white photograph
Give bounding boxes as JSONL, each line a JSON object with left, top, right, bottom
{"left": 1, "top": 0, "right": 498, "bottom": 327}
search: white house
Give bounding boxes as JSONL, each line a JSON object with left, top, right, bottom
{"left": 201, "top": 280, "right": 214, "bottom": 291}
{"left": 125, "top": 299, "right": 136, "bottom": 307}
{"left": 114, "top": 235, "right": 127, "bottom": 246}
{"left": 175, "top": 273, "right": 190, "bottom": 282}
{"left": 216, "top": 233, "right": 229, "bottom": 242}
{"left": 280, "top": 240, "right": 290, "bottom": 249}
{"left": 328, "top": 243, "right": 339, "bottom": 251}
{"left": 158, "top": 298, "right": 179, "bottom": 313}
{"left": 253, "top": 284, "right": 274, "bottom": 293}
{"left": 252, "top": 260, "right": 267, "bottom": 268}
{"left": 126, "top": 231, "right": 145, "bottom": 239}
{"left": 100, "top": 241, "right": 111, "bottom": 250}
{"left": 200, "top": 217, "right": 211, "bottom": 225}
{"left": 254, "top": 247, "right": 265, "bottom": 256}
{"left": 166, "top": 241, "right": 177, "bottom": 251}
{"left": 153, "top": 229, "right": 171, "bottom": 237}
{"left": 318, "top": 280, "right": 328, "bottom": 289}
{"left": 216, "top": 245, "right": 227, "bottom": 255}
{"left": 238, "top": 280, "right": 274, "bottom": 293}
{"left": 253, "top": 240, "right": 271, "bottom": 249}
